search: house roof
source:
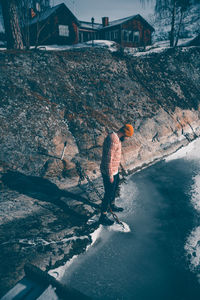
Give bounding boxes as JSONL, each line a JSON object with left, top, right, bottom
{"left": 79, "top": 21, "right": 102, "bottom": 30}
{"left": 102, "top": 14, "right": 155, "bottom": 32}
{"left": 28, "top": 3, "right": 154, "bottom": 32}
{"left": 79, "top": 14, "right": 154, "bottom": 32}
{"left": 106, "top": 15, "right": 138, "bottom": 28}
{"left": 29, "top": 3, "right": 79, "bottom": 26}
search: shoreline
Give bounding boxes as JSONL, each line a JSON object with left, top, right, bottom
{"left": 49, "top": 135, "right": 200, "bottom": 282}
{"left": 0, "top": 46, "right": 200, "bottom": 296}
{"left": 48, "top": 226, "right": 103, "bottom": 280}
{"left": 1, "top": 135, "right": 200, "bottom": 297}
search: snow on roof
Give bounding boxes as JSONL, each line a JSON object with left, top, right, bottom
{"left": 79, "top": 21, "right": 102, "bottom": 30}
{"left": 100, "top": 14, "right": 154, "bottom": 31}
{"left": 78, "top": 15, "right": 138, "bottom": 31}
{"left": 29, "top": 3, "right": 79, "bottom": 26}
{"left": 106, "top": 15, "right": 137, "bottom": 28}
{"left": 79, "top": 14, "right": 154, "bottom": 32}
{"left": 29, "top": 4, "right": 61, "bottom": 25}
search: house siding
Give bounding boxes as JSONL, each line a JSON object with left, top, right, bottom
{"left": 120, "top": 18, "right": 152, "bottom": 47}
{"left": 100, "top": 16, "right": 154, "bottom": 47}
{"left": 78, "top": 28, "right": 99, "bottom": 43}
{"left": 29, "top": 5, "right": 78, "bottom": 46}
{"left": 100, "top": 25, "right": 121, "bottom": 44}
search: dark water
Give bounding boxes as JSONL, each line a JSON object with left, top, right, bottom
{"left": 62, "top": 147, "right": 200, "bottom": 300}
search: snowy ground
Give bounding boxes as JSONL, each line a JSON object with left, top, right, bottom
{"left": 35, "top": 40, "right": 118, "bottom": 52}
{"left": 0, "top": 38, "right": 196, "bottom": 55}
{"left": 35, "top": 38, "right": 196, "bottom": 55}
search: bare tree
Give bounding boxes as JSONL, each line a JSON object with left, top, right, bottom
{"left": 1, "top": 0, "right": 24, "bottom": 49}
{"left": 0, "top": 0, "right": 50, "bottom": 49}
{"left": 20, "top": 0, "right": 50, "bottom": 48}
{"left": 140, "top": 0, "right": 195, "bottom": 47}
{"left": 19, "top": 0, "right": 31, "bottom": 49}
{"left": 34, "top": 15, "right": 50, "bottom": 49}
{"left": 174, "top": 0, "right": 191, "bottom": 46}
{"left": 156, "top": 0, "right": 192, "bottom": 47}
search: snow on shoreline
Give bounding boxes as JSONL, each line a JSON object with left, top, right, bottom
{"left": 48, "top": 226, "right": 103, "bottom": 280}
{"left": 185, "top": 226, "right": 200, "bottom": 274}
{"left": 169, "top": 137, "right": 200, "bottom": 275}
{"left": 165, "top": 137, "right": 200, "bottom": 162}
{"left": 49, "top": 137, "right": 200, "bottom": 281}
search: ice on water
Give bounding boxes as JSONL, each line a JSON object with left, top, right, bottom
{"left": 165, "top": 138, "right": 200, "bottom": 162}
{"left": 185, "top": 226, "right": 200, "bottom": 271}
{"left": 168, "top": 138, "right": 200, "bottom": 273}
{"left": 108, "top": 221, "right": 131, "bottom": 233}
{"left": 191, "top": 174, "right": 200, "bottom": 213}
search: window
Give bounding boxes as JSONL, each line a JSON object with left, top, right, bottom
{"left": 79, "top": 32, "right": 83, "bottom": 43}
{"left": 93, "top": 32, "right": 97, "bottom": 40}
{"left": 83, "top": 32, "right": 88, "bottom": 42}
{"left": 129, "top": 31, "right": 133, "bottom": 42}
{"left": 123, "top": 30, "right": 132, "bottom": 42}
{"left": 114, "top": 31, "right": 118, "bottom": 40}
{"left": 59, "top": 25, "right": 69, "bottom": 37}
{"left": 110, "top": 31, "right": 118, "bottom": 40}
{"left": 123, "top": 30, "right": 128, "bottom": 41}
{"left": 123, "top": 30, "right": 140, "bottom": 42}
{"left": 105, "top": 31, "right": 110, "bottom": 40}
{"left": 133, "top": 31, "right": 140, "bottom": 43}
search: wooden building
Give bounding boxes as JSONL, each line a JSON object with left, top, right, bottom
{"left": 78, "top": 21, "right": 101, "bottom": 43}
{"left": 99, "top": 15, "right": 154, "bottom": 47}
{"left": 28, "top": 3, "right": 79, "bottom": 46}
{"left": 28, "top": 2, "right": 154, "bottom": 48}
{"left": 77, "top": 15, "right": 154, "bottom": 47}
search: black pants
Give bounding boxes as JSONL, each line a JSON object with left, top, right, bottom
{"left": 101, "top": 173, "right": 119, "bottom": 213}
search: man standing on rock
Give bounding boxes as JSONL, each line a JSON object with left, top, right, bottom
{"left": 99, "top": 124, "right": 134, "bottom": 225}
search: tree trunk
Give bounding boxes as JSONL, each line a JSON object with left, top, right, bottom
{"left": 1, "top": 0, "right": 24, "bottom": 49}
{"left": 175, "top": 8, "right": 184, "bottom": 47}
{"left": 170, "top": 0, "right": 176, "bottom": 47}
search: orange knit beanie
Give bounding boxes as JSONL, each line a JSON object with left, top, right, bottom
{"left": 122, "top": 124, "right": 134, "bottom": 137}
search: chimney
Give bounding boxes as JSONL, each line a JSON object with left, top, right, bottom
{"left": 102, "top": 17, "right": 109, "bottom": 27}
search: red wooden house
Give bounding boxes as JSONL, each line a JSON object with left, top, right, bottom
{"left": 100, "top": 15, "right": 155, "bottom": 47}
{"left": 28, "top": 3, "right": 154, "bottom": 48}
{"left": 29, "top": 3, "right": 79, "bottom": 46}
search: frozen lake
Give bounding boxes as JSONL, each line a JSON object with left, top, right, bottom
{"left": 61, "top": 139, "right": 200, "bottom": 300}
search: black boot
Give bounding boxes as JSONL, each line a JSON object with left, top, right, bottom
{"left": 99, "top": 213, "right": 114, "bottom": 226}
{"left": 110, "top": 204, "right": 124, "bottom": 212}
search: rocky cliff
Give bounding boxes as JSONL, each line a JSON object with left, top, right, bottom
{"left": 1, "top": 47, "right": 200, "bottom": 181}
{"left": 0, "top": 46, "right": 200, "bottom": 296}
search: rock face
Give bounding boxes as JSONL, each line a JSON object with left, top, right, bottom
{"left": 0, "top": 47, "right": 200, "bottom": 180}
{"left": 0, "top": 47, "right": 200, "bottom": 296}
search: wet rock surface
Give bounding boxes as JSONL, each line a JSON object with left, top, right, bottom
{"left": 0, "top": 170, "right": 102, "bottom": 297}
{"left": 0, "top": 47, "right": 200, "bottom": 296}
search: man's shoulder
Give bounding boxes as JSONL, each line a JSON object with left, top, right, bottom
{"left": 108, "top": 132, "right": 119, "bottom": 143}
